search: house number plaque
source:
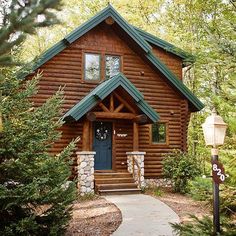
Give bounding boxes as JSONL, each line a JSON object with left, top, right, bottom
{"left": 212, "top": 160, "right": 226, "bottom": 184}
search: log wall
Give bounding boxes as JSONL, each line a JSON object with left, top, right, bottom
{"left": 29, "top": 22, "right": 191, "bottom": 178}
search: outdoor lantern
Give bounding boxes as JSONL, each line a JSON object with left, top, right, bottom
{"left": 202, "top": 109, "right": 227, "bottom": 147}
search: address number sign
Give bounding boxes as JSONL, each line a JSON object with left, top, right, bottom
{"left": 212, "top": 160, "right": 226, "bottom": 184}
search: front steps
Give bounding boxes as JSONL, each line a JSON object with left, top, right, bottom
{"left": 94, "top": 172, "right": 141, "bottom": 195}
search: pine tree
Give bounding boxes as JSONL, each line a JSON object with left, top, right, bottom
{"left": 0, "top": 0, "right": 63, "bottom": 66}
{"left": 0, "top": 72, "right": 77, "bottom": 235}
{"left": 0, "top": 0, "right": 78, "bottom": 235}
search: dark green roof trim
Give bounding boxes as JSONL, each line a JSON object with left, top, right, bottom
{"left": 63, "top": 73, "right": 160, "bottom": 123}
{"left": 146, "top": 52, "right": 204, "bottom": 111}
{"left": 17, "top": 39, "right": 68, "bottom": 79}
{"left": 65, "top": 5, "right": 151, "bottom": 53}
{"left": 20, "top": 5, "right": 203, "bottom": 112}
{"left": 133, "top": 26, "right": 195, "bottom": 64}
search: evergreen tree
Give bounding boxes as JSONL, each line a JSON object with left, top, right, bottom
{"left": 0, "top": 0, "right": 77, "bottom": 235}
{"left": 0, "top": 0, "right": 63, "bottom": 66}
{"left": 0, "top": 73, "right": 77, "bottom": 235}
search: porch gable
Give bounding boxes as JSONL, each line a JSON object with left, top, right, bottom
{"left": 63, "top": 72, "right": 160, "bottom": 123}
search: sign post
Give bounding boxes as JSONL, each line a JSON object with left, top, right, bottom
{"left": 211, "top": 149, "right": 226, "bottom": 234}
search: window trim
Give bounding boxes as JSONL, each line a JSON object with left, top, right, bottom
{"left": 150, "top": 121, "right": 169, "bottom": 146}
{"left": 83, "top": 52, "right": 101, "bottom": 83}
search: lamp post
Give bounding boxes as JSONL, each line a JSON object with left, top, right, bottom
{"left": 202, "top": 109, "right": 227, "bottom": 235}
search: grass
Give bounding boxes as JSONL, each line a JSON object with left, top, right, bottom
{"left": 77, "top": 193, "right": 100, "bottom": 202}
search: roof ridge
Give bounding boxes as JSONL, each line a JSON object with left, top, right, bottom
{"left": 19, "top": 4, "right": 203, "bottom": 111}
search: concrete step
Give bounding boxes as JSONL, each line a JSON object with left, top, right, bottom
{"left": 95, "top": 177, "right": 134, "bottom": 184}
{"left": 99, "top": 188, "right": 141, "bottom": 195}
{"left": 96, "top": 183, "right": 138, "bottom": 190}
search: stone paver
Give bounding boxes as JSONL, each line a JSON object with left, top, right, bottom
{"left": 105, "top": 194, "right": 179, "bottom": 236}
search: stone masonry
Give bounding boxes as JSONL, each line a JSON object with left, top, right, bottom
{"left": 145, "top": 178, "right": 172, "bottom": 188}
{"left": 76, "top": 151, "right": 96, "bottom": 195}
{"left": 126, "top": 152, "right": 146, "bottom": 188}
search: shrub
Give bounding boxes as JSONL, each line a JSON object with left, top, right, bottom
{"left": 171, "top": 215, "right": 236, "bottom": 236}
{"left": 0, "top": 76, "right": 77, "bottom": 235}
{"left": 220, "top": 185, "right": 236, "bottom": 216}
{"left": 153, "top": 186, "right": 164, "bottom": 197}
{"left": 163, "top": 150, "right": 200, "bottom": 193}
{"left": 188, "top": 177, "right": 212, "bottom": 201}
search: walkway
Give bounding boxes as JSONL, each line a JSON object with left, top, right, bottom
{"left": 105, "top": 194, "right": 180, "bottom": 236}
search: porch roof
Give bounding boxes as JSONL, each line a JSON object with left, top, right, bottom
{"left": 62, "top": 73, "right": 160, "bottom": 123}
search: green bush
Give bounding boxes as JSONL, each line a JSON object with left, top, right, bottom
{"left": 171, "top": 215, "right": 236, "bottom": 236}
{"left": 188, "top": 177, "right": 212, "bottom": 201}
{"left": 220, "top": 185, "right": 236, "bottom": 216}
{"left": 163, "top": 150, "right": 200, "bottom": 193}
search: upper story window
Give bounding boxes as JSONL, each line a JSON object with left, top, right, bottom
{"left": 105, "top": 55, "right": 120, "bottom": 79}
{"left": 84, "top": 53, "right": 100, "bottom": 81}
{"left": 152, "top": 122, "right": 167, "bottom": 144}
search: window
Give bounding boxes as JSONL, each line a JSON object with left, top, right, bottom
{"left": 152, "top": 123, "right": 167, "bottom": 144}
{"left": 105, "top": 55, "right": 120, "bottom": 79}
{"left": 84, "top": 53, "right": 100, "bottom": 81}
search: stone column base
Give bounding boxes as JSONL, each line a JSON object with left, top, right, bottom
{"left": 76, "top": 151, "right": 96, "bottom": 196}
{"left": 126, "top": 151, "right": 146, "bottom": 188}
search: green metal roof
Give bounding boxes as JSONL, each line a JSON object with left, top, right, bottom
{"left": 65, "top": 5, "right": 151, "bottom": 53}
{"left": 132, "top": 26, "right": 195, "bottom": 65}
{"left": 63, "top": 73, "right": 160, "bottom": 123}
{"left": 20, "top": 4, "right": 203, "bottom": 111}
{"left": 146, "top": 52, "right": 204, "bottom": 111}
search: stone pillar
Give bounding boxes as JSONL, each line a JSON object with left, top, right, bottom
{"left": 76, "top": 151, "right": 96, "bottom": 196}
{"left": 126, "top": 151, "right": 146, "bottom": 188}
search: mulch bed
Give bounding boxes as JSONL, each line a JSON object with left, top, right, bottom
{"left": 146, "top": 188, "right": 211, "bottom": 223}
{"left": 66, "top": 197, "right": 122, "bottom": 236}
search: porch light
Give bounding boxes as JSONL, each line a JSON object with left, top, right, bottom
{"left": 202, "top": 109, "right": 227, "bottom": 147}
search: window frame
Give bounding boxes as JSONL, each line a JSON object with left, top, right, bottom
{"left": 83, "top": 52, "right": 101, "bottom": 83}
{"left": 150, "top": 121, "right": 169, "bottom": 146}
{"left": 105, "top": 54, "right": 121, "bottom": 80}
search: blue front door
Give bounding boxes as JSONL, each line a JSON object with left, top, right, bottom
{"left": 93, "top": 121, "right": 112, "bottom": 170}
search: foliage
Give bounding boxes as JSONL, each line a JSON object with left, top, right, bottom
{"left": 152, "top": 186, "right": 164, "bottom": 197}
{"left": 0, "top": 0, "right": 62, "bottom": 66}
{"left": 171, "top": 215, "right": 236, "bottom": 236}
{"left": 77, "top": 193, "right": 99, "bottom": 202}
{"left": 163, "top": 150, "right": 200, "bottom": 193}
{"left": 188, "top": 177, "right": 212, "bottom": 201}
{"left": 0, "top": 0, "right": 78, "bottom": 235}
{"left": 0, "top": 73, "right": 77, "bottom": 235}
{"left": 220, "top": 185, "right": 236, "bottom": 217}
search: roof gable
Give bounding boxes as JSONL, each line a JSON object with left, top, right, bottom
{"left": 65, "top": 5, "right": 151, "bottom": 53}
{"left": 133, "top": 26, "right": 195, "bottom": 65}
{"left": 63, "top": 73, "right": 160, "bottom": 123}
{"left": 21, "top": 4, "right": 204, "bottom": 112}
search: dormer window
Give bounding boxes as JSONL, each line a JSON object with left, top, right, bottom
{"left": 84, "top": 53, "right": 101, "bottom": 81}
{"left": 105, "top": 55, "right": 120, "bottom": 79}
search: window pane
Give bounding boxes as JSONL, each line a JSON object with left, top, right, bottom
{"left": 152, "top": 123, "right": 166, "bottom": 143}
{"left": 105, "top": 56, "right": 120, "bottom": 79}
{"left": 85, "top": 54, "right": 100, "bottom": 81}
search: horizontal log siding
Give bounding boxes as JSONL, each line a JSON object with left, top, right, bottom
{"left": 115, "top": 121, "right": 133, "bottom": 171}
{"left": 151, "top": 44, "right": 183, "bottom": 80}
{"left": 29, "top": 22, "right": 189, "bottom": 178}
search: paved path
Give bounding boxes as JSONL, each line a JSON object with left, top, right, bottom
{"left": 105, "top": 194, "right": 180, "bottom": 236}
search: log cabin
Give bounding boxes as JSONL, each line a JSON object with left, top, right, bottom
{"left": 26, "top": 5, "right": 204, "bottom": 195}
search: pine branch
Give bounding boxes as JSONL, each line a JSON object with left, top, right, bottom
{"left": 0, "top": 0, "right": 63, "bottom": 67}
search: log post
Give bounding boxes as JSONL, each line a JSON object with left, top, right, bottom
{"left": 82, "top": 120, "right": 90, "bottom": 151}
{"left": 133, "top": 122, "right": 139, "bottom": 151}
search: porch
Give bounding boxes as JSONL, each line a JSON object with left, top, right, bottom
{"left": 62, "top": 73, "right": 159, "bottom": 195}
